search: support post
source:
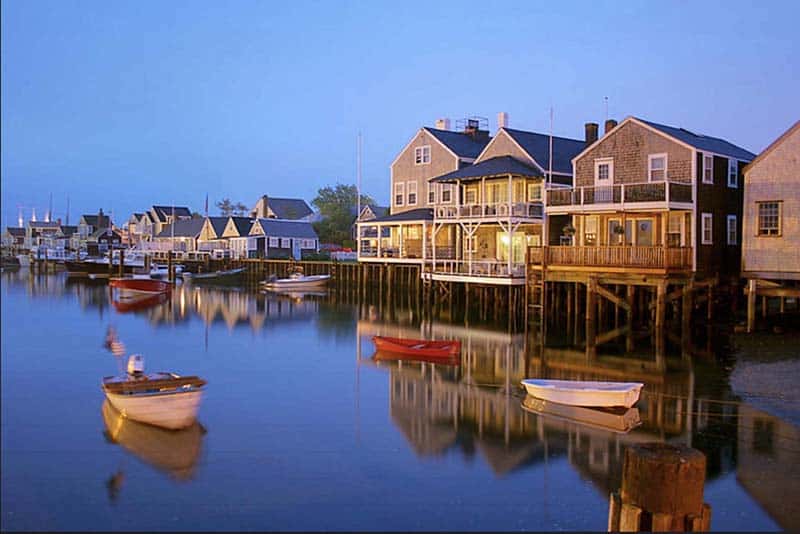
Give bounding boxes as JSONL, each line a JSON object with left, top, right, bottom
{"left": 586, "top": 276, "right": 597, "bottom": 359}
{"left": 746, "top": 279, "right": 757, "bottom": 333}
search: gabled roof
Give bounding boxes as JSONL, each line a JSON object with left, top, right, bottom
{"left": 60, "top": 225, "right": 78, "bottom": 237}
{"left": 229, "top": 216, "right": 254, "bottom": 236}
{"left": 255, "top": 218, "right": 318, "bottom": 239}
{"left": 423, "top": 127, "right": 490, "bottom": 159}
{"left": 264, "top": 197, "right": 313, "bottom": 220}
{"left": 90, "top": 227, "right": 120, "bottom": 239}
{"left": 204, "top": 216, "right": 228, "bottom": 238}
{"left": 369, "top": 208, "right": 434, "bottom": 223}
{"left": 151, "top": 205, "right": 192, "bottom": 222}
{"left": 351, "top": 204, "right": 390, "bottom": 219}
{"left": 27, "top": 221, "right": 61, "bottom": 229}
{"left": 80, "top": 214, "right": 110, "bottom": 228}
{"left": 744, "top": 120, "right": 800, "bottom": 171}
{"left": 431, "top": 156, "right": 543, "bottom": 183}
{"left": 636, "top": 118, "right": 756, "bottom": 161}
{"left": 502, "top": 128, "right": 585, "bottom": 175}
{"left": 154, "top": 218, "right": 206, "bottom": 238}
{"left": 139, "top": 212, "right": 154, "bottom": 224}
{"left": 5, "top": 227, "right": 24, "bottom": 237}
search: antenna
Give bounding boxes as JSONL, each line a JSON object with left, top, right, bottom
{"left": 47, "top": 193, "right": 53, "bottom": 222}
{"left": 604, "top": 96, "right": 609, "bottom": 122}
{"left": 66, "top": 196, "right": 70, "bottom": 225}
{"left": 548, "top": 107, "right": 554, "bottom": 186}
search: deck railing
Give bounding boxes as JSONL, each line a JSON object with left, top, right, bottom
{"left": 546, "top": 181, "right": 692, "bottom": 207}
{"left": 529, "top": 246, "right": 692, "bottom": 270}
{"left": 435, "top": 201, "right": 543, "bottom": 220}
{"left": 359, "top": 242, "right": 424, "bottom": 259}
{"left": 428, "top": 259, "right": 526, "bottom": 278}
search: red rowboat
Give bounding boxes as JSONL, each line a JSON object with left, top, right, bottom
{"left": 372, "top": 336, "right": 461, "bottom": 360}
{"left": 110, "top": 278, "right": 172, "bottom": 300}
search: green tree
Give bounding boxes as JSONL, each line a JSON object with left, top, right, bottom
{"left": 312, "top": 183, "right": 375, "bottom": 245}
{"left": 216, "top": 198, "right": 234, "bottom": 216}
{"left": 233, "top": 202, "right": 248, "bottom": 216}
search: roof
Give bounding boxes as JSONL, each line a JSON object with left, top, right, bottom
{"left": 431, "top": 156, "right": 543, "bottom": 183}
{"left": 155, "top": 218, "right": 206, "bottom": 238}
{"left": 151, "top": 205, "right": 192, "bottom": 222}
{"left": 90, "top": 227, "right": 120, "bottom": 239}
{"left": 256, "top": 218, "right": 318, "bottom": 239}
{"left": 423, "top": 127, "right": 490, "bottom": 159}
{"left": 229, "top": 216, "right": 254, "bottom": 236}
{"left": 80, "top": 214, "right": 110, "bottom": 228}
{"left": 351, "top": 204, "right": 390, "bottom": 219}
{"left": 369, "top": 208, "right": 434, "bottom": 223}
{"left": 744, "top": 120, "right": 800, "bottom": 171}
{"left": 205, "top": 216, "right": 228, "bottom": 238}
{"left": 263, "top": 197, "right": 313, "bottom": 220}
{"left": 5, "top": 227, "right": 24, "bottom": 236}
{"left": 27, "top": 221, "right": 61, "bottom": 229}
{"left": 502, "top": 128, "right": 585, "bottom": 174}
{"left": 60, "top": 225, "right": 78, "bottom": 237}
{"left": 638, "top": 118, "right": 757, "bottom": 161}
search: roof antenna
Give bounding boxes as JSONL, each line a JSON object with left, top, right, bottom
{"left": 604, "top": 96, "right": 609, "bottom": 122}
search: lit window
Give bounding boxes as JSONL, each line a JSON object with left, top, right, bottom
{"left": 649, "top": 154, "right": 667, "bottom": 181}
{"left": 757, "top": 202, "right": 781, "bottom": 236}
{"left": 727, "top": 215, "right": 737, "bottom": 245}
{"left": 414, "top": 146, "right": 431, "bottom": 165}
{"left": 728, "top": 159, "right": 738, "bottom": 188}
{"left": 394, "top": 183, "right": 405, "bottom": 206}
{"left": 701, "top": 213, "right": 713, "bottom": 244}
{"left": 465, "top": 186, "right": 477, "bottom": 204}
{"left": 584, "top": 216, "right": 598, "bottom": 245}
{"left": 407, "top": 181, "right": 417, "bottom": 205}
{"left": 528, "top": 184, "right": 542, "bottom": 201}
{"left": 703, "top": 154, "right": 713, "bottom": 184}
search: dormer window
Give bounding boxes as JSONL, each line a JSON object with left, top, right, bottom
{"left": 728, "top": 159, "right": 738, "bottom": 188}
{"left": 703, "top": 154, "right": 714, "bottom": 184}
{"left": 648, "top": 154, "right": 667, "bottom": 182}
{"left": 414, "top": 146, "right": 431, "bottom": 165}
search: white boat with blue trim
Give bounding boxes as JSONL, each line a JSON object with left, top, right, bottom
{"left": 520, "top": 379, "right": 644, "bottom": 408}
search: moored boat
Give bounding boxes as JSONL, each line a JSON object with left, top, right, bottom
{"left": 109, "top": 277, "right": 172, "bottom": 300}
{"left": 182, "top": 267, "right": 245, "bottom": 285}
{"left": 520, "top": 379, "right": 644, "bottom": 408}
{"left": 520, "top": 395, "right": 642, "bottom": 434}
{"left": 372, "top": 336, "right": 461, "bottom": 360}
{"left": 102, "top": 355, "right": 206, "bottom": 430}
{"left": 261, "top": 271, "right": 331, "bottom": 291}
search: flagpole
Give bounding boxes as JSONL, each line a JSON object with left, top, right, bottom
{"left": 357, "top": 132, "right": 362, "bottom": 220}
{"left": 548, "top": 107, "right": 553, "bottom": 187}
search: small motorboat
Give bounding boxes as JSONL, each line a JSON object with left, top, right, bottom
{"left": 102, "top": 355, "right": 206, "bottom": 430}
{"left": 149, "top": 263, "right": 183, "bottom": 279}
{"left": 372, "top": 336, "right": 461, "bottom": 360}
{"left": 261, "top": 269, "right": 331, "bottom": 291}
{"left": 520, "top": 379, "right": 644, "bottom": 408}
{"left": 520, "top": 395, "right": 642, "bottom": 434}
{"left": 109, "top": 277, "right": 172, "bottom": 300}
{"left": 182, "top": 267, "right": 246, "bottom": 285}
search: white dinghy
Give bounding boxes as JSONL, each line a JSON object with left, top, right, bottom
{"left": 520, "top": 379, "right": 644, "bottom": 408}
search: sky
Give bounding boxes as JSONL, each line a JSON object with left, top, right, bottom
{"left": 2, "top": 0, "right": 798, "bottom": 227}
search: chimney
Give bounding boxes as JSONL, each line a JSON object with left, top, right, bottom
{"left": 435, "top": 118, "right": 451, "bottom": 131}
{"left": 604, "top": 119, "right": 618, "bottom": 135}
{"left": 497, "top": 111, "right": 509, "bottom": 130}
{"left": 585, "top": 122, "right": 599, "bottom": 145}
{"left": 57, "top": 218, "right": 61, "bottom": 225}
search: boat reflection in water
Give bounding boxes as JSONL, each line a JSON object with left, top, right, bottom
{"left": 101, "top": 400, "right": 206, "bottom": 486}
{"left": 111, "top": 291, "right": 170, "bottom": 313}
{"left": 520, "top": 395, "right": 642, "bottom": 434}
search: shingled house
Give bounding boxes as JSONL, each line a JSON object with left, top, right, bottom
{"left": 249, "top": 196, "right": 313, "bottom": 221}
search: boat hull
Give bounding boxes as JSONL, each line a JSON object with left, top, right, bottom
{"left": 261, "top": 274, "right": 331, "bottom": 291}
{"left": 104, "top": 389, "right": 204, "bottom": 430}
{"left": 183, "top": 267, "right": 245, "bottom": 285}
{"left": 372, "top": 336, "right": 461, "bottom": 359}
{"left": 110, "top": 278, "right": 172, "bottom": 299}
{"left": 520, "top": 379, "right": 644, "bottom": 408}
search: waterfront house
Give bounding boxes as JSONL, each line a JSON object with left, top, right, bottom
{"left": 351, "top": 204, "right": 389, "bottom": 242}
{"left": 144, "top": 205, "right": 192, "bottom": 240}
{"left": 358, "top": 117, "right": 491, "bottom": 264}
{"left": 222, "top": 216, "right": 255, "bottom": 259}
{"left": 245, "top": 218, "right": 319, "bottom": 259}
{"left": 197, "top": 216, "right": 230, "bottom": 258}
{"left": 77, "top": 210, "right": 111, "bottom": 252}
{"left": 86, "top": 227, "right": 122, "bottom": 256}
{"left": 249, "top": 195, "right": 314, "bottom": 221}
{"left": 543, "top": 117, "right": 756, "bottom": 281}
{"left": 58, "top": 225, "right": 78, "bottom": 252}
{"left": 2, "top": 227, "right": 25, "bottom": 249}
{"left": 740, "top": 120, "right": 800, "bottom": 330}
{"left": 125, "top": 213, "right": 145, "bottom": 246}
{"left": 24, "top": 220, "right": 62, "bottom": 251}
{"left": 151, "top": 218, "right": 206, "bottom": 253}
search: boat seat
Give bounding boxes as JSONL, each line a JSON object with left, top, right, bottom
{"left": 410, "top": 343, "right": 426, "bottom": 349}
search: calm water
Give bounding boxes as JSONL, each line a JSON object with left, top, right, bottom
{"left": 2, "top": 269, "right": 798, "bottom": 531}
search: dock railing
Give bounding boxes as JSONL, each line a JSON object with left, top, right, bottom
{"left": 529, "top": 246, "right": 692, "bottom": 270}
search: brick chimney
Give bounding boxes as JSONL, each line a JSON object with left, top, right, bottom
{"left": 585, "top": 122, "right": 599, "bottom": 145}
{"left": 604, "top": 119, "right": 618, "bottom": 135}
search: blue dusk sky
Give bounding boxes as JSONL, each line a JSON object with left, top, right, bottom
{"left": 2, "top": 0, "right": 798, "bottom": 226}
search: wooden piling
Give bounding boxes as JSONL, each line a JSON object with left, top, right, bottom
{"left": 586, "top": 277, "right": 597, "bottom": 358}
{"left": 746, "top": 279, "right": 757, "bottom": 333}
{"left": 119, "top": 249, "right": 125, "bottom": 278}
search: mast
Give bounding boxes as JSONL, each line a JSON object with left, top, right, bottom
{"left": 357, "top": 132, "right": 362, "bottom": 222}
{"left": 548, "top": 107, "right": 553, "bottom": 186}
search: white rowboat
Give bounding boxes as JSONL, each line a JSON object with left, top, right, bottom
{"left": 520, "top": 379, "right": 644, "bottom": 408}
{"left": 261, "top": 272, "right": 331, "bottom": 291}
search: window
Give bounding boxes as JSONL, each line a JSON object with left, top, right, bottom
{"left": 428, "top": 182, "right": 437, "bottom": 204}
{"left": 668, "top": 213, "right": 683, "bottom": 246}
{"left": 441, "top": 184, "right": 452, "bottom": 203}
{"left": 728, "top": 159, "right": 738, "bottom": 188}
{"left": 414, "top": 146, "right": 431, "bottom": 165}
{"left": 269, "top": 237, "right": 279, "bottom": 247}
{"left": 407, "top": 181, "right": 417, "bottom": 205}
{"left": 584, "top": 216, "right": 598, "bottom": 245}
{"left": 757, "top": 201, "right": 781, "bottom": 236}
{"left": 465, "top": 186, "right": 477, "bottom": 204}
{"left": 703, "top": 154, "right": 714, "bottom": 184}
{"left": 394, "top": 182, "right": 405, "bottom": 206}
{"left": 595, "top": 158, "right": 614, "bottom": 183}
{"left": 528, "top": 183, "right": 542, "bottom": 201}
{"left": 648, "top": 154, "right": 667, "bottom": 181}
{"left": 701, "top": 213, "right": 713, "bottom": 244}
{"left": 727, "top": 215, "right": 737, "bottom": 245}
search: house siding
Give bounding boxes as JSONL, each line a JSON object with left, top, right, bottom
{"left": 574, "top": 121, "right": 693, "bottom": 187}
{"left": 391, "top": 130, "right": 458, "bottom": 214}
{"left": 475, "top": 130, "right": 537, "bottom": 165}
{"left": 741, "top": 125, "right": 800, "bottom": 279}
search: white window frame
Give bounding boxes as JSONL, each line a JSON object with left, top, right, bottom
{"left": 594, "top": 158, "right": 614, "bottom": 185}
{"left": 407, "top": 181, "right": 417, "bottom": 206}
{"left": 648, "top": 153, "right": 668, "bottom": 182}
{"left": 427, "top": 182, "right": 437, "bottom": 205}
{"left": 441, "top": 184, "right": 452, "bottom": 204}
{"left": 703, "top": 154, "right": 714, "bottom": 184}
{"left": 268, "top": 236, "right": 279, "bottom": 248}
{"left": 757, "top": 201, "right": 781, "bottom": 237}
{"left": 527, "top": 183, "right": 542, "bottom": 202}
{"left": 701, "top": 213, "right": 713, "bottom": 245}
{"left": 414, "top": 145, "right": 431, "bottom": 165}
{"left": 726, "top": 215, "right": 737, "bottom": 245}
{"left": 727, "top": 159, "right": 738, "bottom": 188}
{"left": 394, "top": 182, "right": 405, "bottom": 207}
{"left": 465, "top": 185, "right": 478, "bottom": 204}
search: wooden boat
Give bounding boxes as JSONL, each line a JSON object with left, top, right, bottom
{"left": 520, "top": 379, "right": 644, "bottom": 408}
{"left": 102, "top": 355, "right": 206, "bottom": 430}
{"left": 110, "top": 277, "right": 172, "bottom": 300}
{"left": 182, "top": 267, "right": 246, "bottom": 285}
{"left": 261, "top": 271, "right": 331, "bottom": 291}
{"left": 372, "top": 336, "right": 461, "bottom": 360}
{"left": 372, "top": 350, "right": 460, "bottom": 366}
{"left": 520, "top": 395, "right": 642, "bottom": 434}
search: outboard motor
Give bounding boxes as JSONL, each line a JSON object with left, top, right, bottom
{"left": 127, "top": 354, "right": 145, "bottom": 377}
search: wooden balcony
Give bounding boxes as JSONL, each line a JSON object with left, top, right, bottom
{"left": 435, "top": 201, "right": 543, "bottom": 220}
{"left": 546, "top": 181, "right": 692, "bottom": 213}
{"left": 530, "top": 246, "right": 692, "bottom": 271}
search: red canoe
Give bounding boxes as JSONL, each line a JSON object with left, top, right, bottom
{"left": 109, "top": 277, "right": 172, "bottom": 299}
{"left": 372, "top": 336, "right": 461, "bottom": 360}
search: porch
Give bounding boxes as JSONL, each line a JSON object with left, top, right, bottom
{"left": 546, "top": 181, "right": 693, "bottom": 214}
{"left": 356, "top": 208, "right": 432, "bottom": 263}
{"left": 530, "top": 245, "right": 693, "bottom": 271}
